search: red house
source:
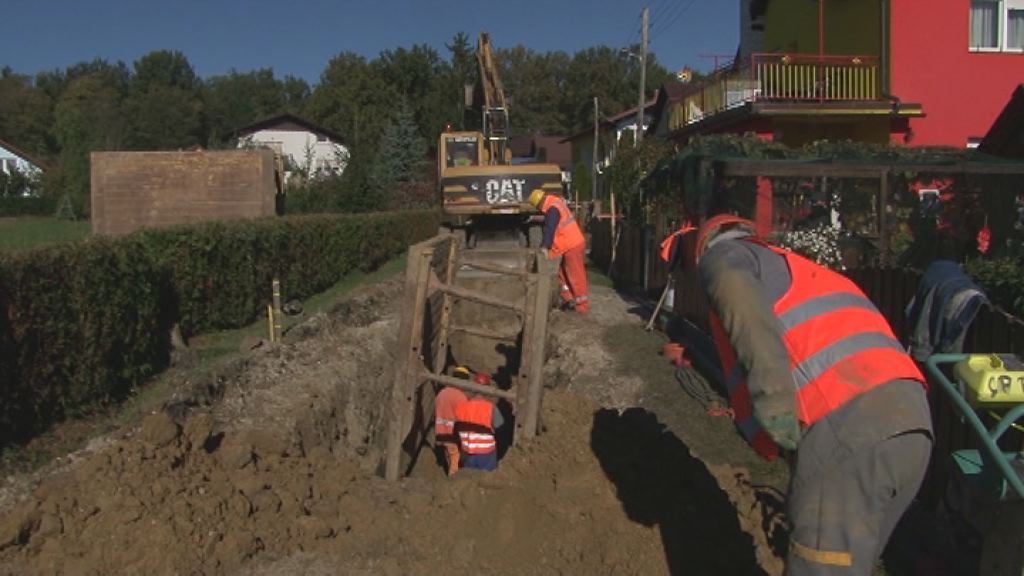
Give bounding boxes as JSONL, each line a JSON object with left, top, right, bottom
{"left": 650, "top": 0, "right": 1024, "bottom": 148}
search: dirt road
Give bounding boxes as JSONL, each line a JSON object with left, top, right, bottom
{"left": 0, "top": 271, "right": 788, "bottom": 575}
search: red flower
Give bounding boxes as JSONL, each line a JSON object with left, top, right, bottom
{"left": 977, "top": 224, "right": 991, "bottom": 255}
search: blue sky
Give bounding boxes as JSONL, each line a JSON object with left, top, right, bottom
{"left": 1, "top": 0, "right": 739, "bottom": 83}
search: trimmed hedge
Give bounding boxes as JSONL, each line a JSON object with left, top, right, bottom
{"left": 0, "top": 196, "right": 58, "bottom": 217}
{"left": 0, "top": 209, "right": 439, "bottom": 444}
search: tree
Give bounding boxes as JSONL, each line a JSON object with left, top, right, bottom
{"left": 445, "top": 32, "right": 477, "bottom": 130}
{"left": 370, "top": 100, "right": 427, "bottom": 201}
{"left": 203, "top": 68, "right": 287, "bottom": 145}
{"left": 496, "top": 45, "right": 570, "bottom": 136}
{"left": 125, "top": 50, "right": 203, "bottom": 149}
{"left": 305, "top": 52, "right": 390, "bottom": 150}
{"left": 0, "top": 68, "right": 55, "bottom": 159}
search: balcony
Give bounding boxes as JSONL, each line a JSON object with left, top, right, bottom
{"left": 668, "top": 53, "right": 883, "bottom": 132}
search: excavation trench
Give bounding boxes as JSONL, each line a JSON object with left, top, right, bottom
{"left": 0, "top": 272, "right": 784, "bottom": 576}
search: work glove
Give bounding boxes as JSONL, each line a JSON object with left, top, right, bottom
{"left": 758, "top": 413, "right": 800, "bottom": 451}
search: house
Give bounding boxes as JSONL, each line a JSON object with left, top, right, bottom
{"left": 234, "top": 114, "right": 348, "bottom": 185}
{"left": 980, "top": 84, "right": 1024, "bottom": 157}
{"left": 0, "top": 138, "right": 44, "bottom": 196}
{"left": 649, "top": 0, "right": 1024, "bottom": 148}
{"left": 561, "top": 97, "right": 659, "bottom": 201}
{"left": 510, "top": 134, "right": 573, "bottom": 184}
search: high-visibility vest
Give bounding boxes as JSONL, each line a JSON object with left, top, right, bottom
{"left": 454, "top": 399, "right": 497, "bottom": 455}
{"left": 540, "top": 195, "right": 585, "bottom": 257}
{"left": 660, "top": 225, "right": 697, "bottom": 262}
{"left": 709, "top": 239, "right": 925, "bottom": 460}
{"left": 435, "top": 387, "right": 468, "bottom": 437}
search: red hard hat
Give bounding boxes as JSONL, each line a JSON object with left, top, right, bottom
{"left": 473, "top": 373, "right": 492, "bottom": 386}
{"left": 694, "top": 214, "right": 757, "bottom": 264}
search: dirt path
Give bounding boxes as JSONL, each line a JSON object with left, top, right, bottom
{"left": 0, "top": 271, "right": 788, "bottom": 575}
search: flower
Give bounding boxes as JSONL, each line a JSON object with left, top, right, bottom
{"left": 777, "top": 224, "right": 846, "bottom": 271}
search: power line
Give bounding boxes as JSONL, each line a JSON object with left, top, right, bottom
{"left": 649, "top": 0, "right": 686, "bottom": 35}
{"left": 650, "top": 0, "right": 697, "bottom": 43}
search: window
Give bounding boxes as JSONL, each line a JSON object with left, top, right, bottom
{"left": 971, "top": 0, "right": 1024, "bottom": 51}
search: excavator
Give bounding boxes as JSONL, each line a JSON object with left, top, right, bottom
{"left": 437, "top": 32, "right": 564, "bottom": 254}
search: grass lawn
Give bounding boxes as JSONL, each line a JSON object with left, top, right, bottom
{"left": 0, "top": 217, "right": 90, "bottom": 252}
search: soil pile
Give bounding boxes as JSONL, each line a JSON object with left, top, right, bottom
{"left": 0, "top": 274, "right": 784, "bottom": 575}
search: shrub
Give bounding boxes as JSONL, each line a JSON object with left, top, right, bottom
{"left": 0, "top": 209, "right": 439, "bottom": 444}
{"left": 0, "top": 196, "right": 57, "bottom": 217}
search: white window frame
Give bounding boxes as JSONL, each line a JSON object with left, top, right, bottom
{"left": 971, "top": 0, "right": 1024, "bottom": 53}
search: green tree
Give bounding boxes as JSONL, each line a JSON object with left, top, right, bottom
{"left": 445, "top": 32, "right": 477, "bottom": 130}
{"left": 496, "top": 45, "right": 570, "bottom": 136}
{"left": 203, "top": 68, "right": 285, "bottom": 145}
{"left": 125, "top": 50, "right": 203, "bottom": 149}
{"left": 0, "top": 68, "right": 55, "bottom": 159}
{"left": 305, "top": 52, "right": 390, "bottom": 150}
{"left": 370, "top": 100, "right": 427, "bottom": 200}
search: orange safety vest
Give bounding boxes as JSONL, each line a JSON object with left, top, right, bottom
{"left": 709, "top": 239, "right": 925, "bottom": 461}
{"left": 540, "top": 195, "right": 585, "bottom": 257}
{"left": 454, "top": 399, "right": 497, "bottom": 455}
{"left": 659, "top": 225, "right": 697, "bottom": 262}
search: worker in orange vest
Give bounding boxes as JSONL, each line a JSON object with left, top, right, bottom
{"left": 453, "top": 372, "right": 505, "bottom": 471}
{"left": 528, "top": 188, "right": 589, "bottom": 313}
{"left": 435, "top": 365, "right": 471, "bottom": 476}
{"left": 659, "top": 221, "right": 697, "bottom": 270}
{"left": 691, "top": 214, "right": 932, "bottom": 575}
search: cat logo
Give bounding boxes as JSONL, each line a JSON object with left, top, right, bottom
{"left": 485, "top": 178, "right": 527, "bottom": 204}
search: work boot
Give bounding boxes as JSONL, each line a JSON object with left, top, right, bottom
{"left": 559, "top": 300, "right": 576, "bottom": 311}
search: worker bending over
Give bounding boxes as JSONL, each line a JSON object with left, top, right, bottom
{"left": 692, "top": 215, "right": 932, "bottom": 575}
{"left": 453, "top": 372, "right": 504, "bottom": 471}
{"left": 528, "top": 188, "right": 589, "bottom": 313}
{"left": 435, "top": 366, "right": 471, "bottom": 476}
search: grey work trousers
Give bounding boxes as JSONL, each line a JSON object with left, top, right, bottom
{"left": 785, "top": 426, "right": 932, "bottom": 575}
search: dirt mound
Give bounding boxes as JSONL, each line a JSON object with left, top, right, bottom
{"left": 0, "top": 274, "right": 785, "bottom": 575}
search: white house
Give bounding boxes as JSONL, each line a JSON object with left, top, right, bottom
{"left": 234, "top": 114, "right": 348, "bottom": 185}
{"left": 0, "top": 138, "right": 43, "bottom": 196}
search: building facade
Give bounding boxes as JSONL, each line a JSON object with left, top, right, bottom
{"left": 235, "top": 114, "right": 348, "bottom": 185}
{"left": 650, "top": 0, "right": 1023, "bottom": 148}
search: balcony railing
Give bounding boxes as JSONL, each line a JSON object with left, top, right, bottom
{"left": 668, "top": 53, "right": 882, "bottom": 132}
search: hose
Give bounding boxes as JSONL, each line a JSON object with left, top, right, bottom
{"left": 675, "top": 365, "right": 732, "bottom": 418}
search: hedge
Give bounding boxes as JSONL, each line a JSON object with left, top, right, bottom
{"left": 0, "top": 196, "right": 58, "bottom": 217}
{"left": 0, "top": 209, "right": 439, "bottom": 444}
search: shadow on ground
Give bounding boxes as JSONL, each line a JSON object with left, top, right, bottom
{"left": 591, "top": 407, "right": 768, "bottom": 576}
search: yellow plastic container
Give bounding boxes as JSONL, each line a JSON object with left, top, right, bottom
{"left": 954, "top": 354, "right": 1024, "bottom": 406}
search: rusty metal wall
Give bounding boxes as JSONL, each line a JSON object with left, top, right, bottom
{"left": 90, "top": 149, "right": 277, "bottom": 236}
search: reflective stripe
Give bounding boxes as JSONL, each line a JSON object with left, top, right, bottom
{"left": 575, "top": 295, "right": 589, "bottom": 303}
{"left": 778, "top": 292, "right": 879, "bottom": 330}
{"left": 790, "top": 540, "right": 853, "bottom": 567}
{"left": 436, "top": 417, "right": 455, "bottom": 427}
{"left": 792, "top": 331, "right": 906, "bottom": 390}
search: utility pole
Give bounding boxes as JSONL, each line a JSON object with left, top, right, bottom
{"left": 636, "top": 5, "right": 649, "bottom": 147}
{"left": 592, "top": 96, "right": 599, "bottom": 202}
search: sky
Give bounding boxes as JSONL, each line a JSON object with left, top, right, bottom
{"left": 1, "top": 0, "right": 739, "bottom": 84}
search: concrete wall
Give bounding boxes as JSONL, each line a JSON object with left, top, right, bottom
{"left": 90, "top": 149, "right": 278, "bottom": 236}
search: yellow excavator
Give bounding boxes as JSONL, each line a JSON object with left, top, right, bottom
{"left": 437, "top": 32, "right": 563, "bottom": 250}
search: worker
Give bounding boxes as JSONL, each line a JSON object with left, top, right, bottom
{"left": 435, "top": 366, "right": 470, "bottom": 476}
{"left": 453, "top": 372, "right": 505, "bottom": 471}
{"left": 690, "top": 214, "right": 932, "bottom": 575}
{"left": 660, "top": 221, "right": 697, "bottom": 271}
{"left": 452, "top": 148, "right": 473, "bottom": 167}
{"left": 528, "top": 188, "right": 589, "bottom": 313}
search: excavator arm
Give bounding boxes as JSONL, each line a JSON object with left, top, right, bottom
{"left": 476, "top": 32, "right": 510, "bottom": 165}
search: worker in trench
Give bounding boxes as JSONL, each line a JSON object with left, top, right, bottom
{"left": 528, "top": 188, "right": 589, "bottom": 313}
{"left": 435, "top": 366, "right": 471, "bottom": 476}
{"left": 453, "top": 372, "right": 505, "bottom": 472}
{"left": 687, "top": 214, "right": 933, "bottom": 575}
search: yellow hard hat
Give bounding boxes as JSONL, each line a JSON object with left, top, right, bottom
{"left": 528, "top": 188, "right": 545, "bottom": 208}
{"left": 452, "top": 365, "right": 472, "bottom": 379}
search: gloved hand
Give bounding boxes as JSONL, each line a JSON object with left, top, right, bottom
{"left": 758, "top": 413, "right": 801, "bottom": 451}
